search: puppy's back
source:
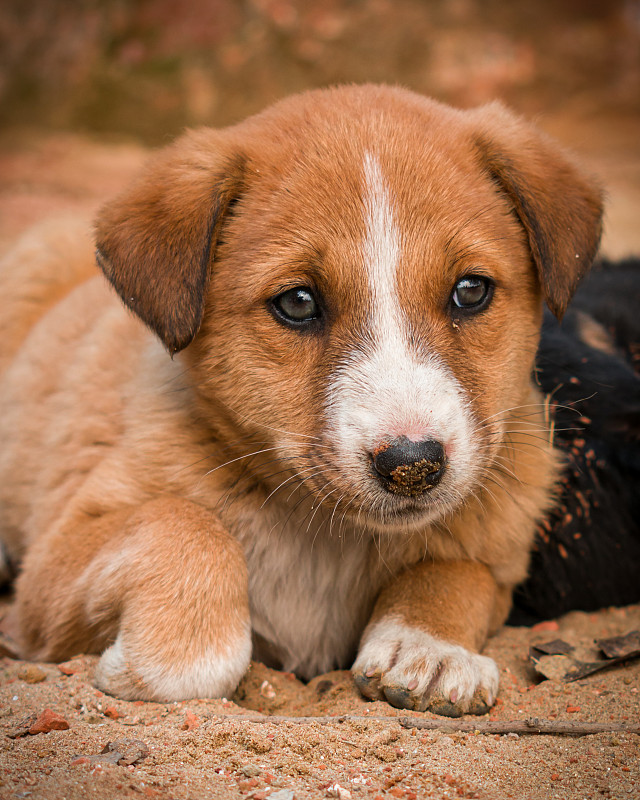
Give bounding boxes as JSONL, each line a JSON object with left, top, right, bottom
{"left": 0, "top": 217, "right": 96, "bottom": 376}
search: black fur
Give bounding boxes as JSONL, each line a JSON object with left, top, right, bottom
{"left": 510, "top": 258, "right": 640, "bottom": 624}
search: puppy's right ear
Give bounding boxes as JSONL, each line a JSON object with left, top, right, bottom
{"left": 95, "top": 130, "right": 244, "bottom": 355}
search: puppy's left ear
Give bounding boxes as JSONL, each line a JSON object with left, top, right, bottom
{"left": 470, "top": 103, "right": 603, "bottom": 319}
{"left": 95, "top": 129, "right": 244, "bottom": 355}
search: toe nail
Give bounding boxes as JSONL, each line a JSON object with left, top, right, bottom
{"left": 407, "top": 679, "right": 418, "bottom": 691}
{"left": 383, "top": 686, "right": 414, "bottom": 710}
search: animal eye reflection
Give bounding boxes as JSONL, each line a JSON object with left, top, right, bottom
{"left": 270, "top": 287, "right": 322, "bottom": 328}
{"left": 451, "top": 276, "right": 493, "bottom": 312}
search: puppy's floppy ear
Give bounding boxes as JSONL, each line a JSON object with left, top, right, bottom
{"left": 95, "top": 130, "right": 244, "bottom": 355}
{"left": 471, "top": 103, "right": 603, "bottom": 319}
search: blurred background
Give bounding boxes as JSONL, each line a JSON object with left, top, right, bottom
{"left": 0, "top": 0, "right": 638, "bottom": 255}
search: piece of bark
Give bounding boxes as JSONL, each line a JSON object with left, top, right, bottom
{"left": 530, "top": 639, "right": 575, "bottom": 656}
{"left": 597, "top": 630, "right": 640, "bottom": 659}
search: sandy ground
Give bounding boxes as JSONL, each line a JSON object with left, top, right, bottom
{"left": 0, "top": 113, "right": 639, "bottom": 799}
{"left": 0, "top": 606, "right": 638, "bottom": 800}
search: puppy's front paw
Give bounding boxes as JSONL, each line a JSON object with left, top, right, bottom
{"left": 352, "top": 619, "right": 499, "bottom": 717}
{"left": 94, "top": 626, "right": 252, "bottom": 702}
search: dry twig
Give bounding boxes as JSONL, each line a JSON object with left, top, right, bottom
{"left": 211, "top": 713, "right": 640, "bottom": 737}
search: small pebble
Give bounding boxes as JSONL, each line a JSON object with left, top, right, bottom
{"left": 180, "top": 711, "right": 200, "bottom": 730}
{"left": 17, "top": 666, "right": 46, "bottom": 684}
{"left": 260, "top": 680, "right": 276, "bottom": 699}
{"left": 327, "top": 784, "right": 352, "bottom": 799}
{"left": 269, "top": 791, "right": 295, "bottom": 800}
{"left": 29, "top": 709, "right": 70, "bottom": 735}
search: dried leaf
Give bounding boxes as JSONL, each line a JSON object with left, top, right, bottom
{"left": 6, "top": 714, "right": 38, "bottom": 739}
{"left": 72, "top": 738, "right": 150, "bottom": 768}
{"left": 531, "top": 654, "right": 576, "bottom": 681}
{"left": 107, "top": 738, "right": 149, "bottom": 766}
{"left": 597, "top": 630, "right": 640, "bottom": 660}
{"left": 531, "top": 650, "right": 640, "bottom": 682}
{"left": 530, "top": 639, "right": 574, "bottom": 656}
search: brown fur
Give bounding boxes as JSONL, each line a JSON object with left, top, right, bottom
{"left": 0, "top": 85, "right": 602, "bottom": 712}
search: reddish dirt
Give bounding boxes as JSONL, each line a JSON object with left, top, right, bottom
{"left": 0, "top": 604, "right": 638, "bottom": 800}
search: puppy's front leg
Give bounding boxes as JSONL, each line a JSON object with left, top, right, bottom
{"left": 14, "top": 497, "right": 251, "bottom": 702}
{"left": 352, "top": 561, "right": 510, "bottom": 717}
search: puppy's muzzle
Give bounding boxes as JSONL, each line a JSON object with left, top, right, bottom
{"left": 371, "top": 437, "right": 447, "bottom": 497}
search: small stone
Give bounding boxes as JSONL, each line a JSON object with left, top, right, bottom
{"left": 372, "top": 727, "right": 400, "bottom": 746}
{"left": 327, "top": 784, "right": 352, "bottom": 799}
{"left": 28, "top": 709, "right": 70, "bottom": 735}
{"left": 241, "top": 764, "right": 261, "bottom": 778}
{"left": 270, "top": 791, "right": 295, "bottom": 800}
{"left": 58, "top": 661, "right": 81, "bottom": 676}
{"left": 238, "top": 778, "right": 260, "bottom": 790}
{"left": 260, "top": 680, "right": 276, "bottom": 699}
{"left": 180, "top": 711, "right": 200, "bottom": 730}
{"left": 18, "top": 666, "right": 46, "bottom": 684}
{"left": 531, "top": 620, "right": 559, "bottom": 632}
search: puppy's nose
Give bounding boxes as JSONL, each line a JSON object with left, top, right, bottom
{"left": 371, "top": 436, "right": 447, "bottom": 497}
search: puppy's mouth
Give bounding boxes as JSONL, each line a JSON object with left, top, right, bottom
{"left": 296, "top": 445, "right": 460, "bottom": 535}
{"left": 359, "top": 484, "right": 456, "bottom": 530}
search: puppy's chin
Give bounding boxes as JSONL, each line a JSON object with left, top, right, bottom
{"left": 338, "top": 487, "right": 463, "bottom": 536}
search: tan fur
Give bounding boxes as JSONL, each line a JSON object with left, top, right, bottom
{"left": 0, "top": 85, "right": 602, "bottom": 713}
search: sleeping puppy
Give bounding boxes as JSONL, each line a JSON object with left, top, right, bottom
{"left": 0, "top": 85, "right": 602, "bottom": 716}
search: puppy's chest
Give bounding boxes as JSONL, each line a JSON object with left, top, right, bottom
{"left": 230, "top": 507, "right": 420, "bottom": 679}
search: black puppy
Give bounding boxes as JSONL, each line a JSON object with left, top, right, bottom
{"left": 511, "top": 258, "right": 640, "bottom": 624}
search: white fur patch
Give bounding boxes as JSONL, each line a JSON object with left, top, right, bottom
{"left": 94, "top": 625, "right": 252, "bottom": 702}
{"left": 362, "top": 150, "right": 401, "bottom": 335}
{"left": 325, "top": 153, "right": 479, "bottom": 524}
{"left": 353, "top": 618, "right": 499, "bottom": 711}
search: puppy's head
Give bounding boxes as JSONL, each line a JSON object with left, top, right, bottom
{"left": 95, "top": 85, "right": 602, "bottom": 531}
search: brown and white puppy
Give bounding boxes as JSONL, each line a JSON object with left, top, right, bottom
{"left": 0, "top": 85, "right": 602, "bottom": 716}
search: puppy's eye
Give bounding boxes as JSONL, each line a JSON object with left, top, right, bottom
{"left": 270, "top": 287, "right": 321, "bottom": 327}
{"left": 451, "top": 276, "right": 493, "bottom": 312}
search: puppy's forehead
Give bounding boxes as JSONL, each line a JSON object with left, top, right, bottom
{"left": 249, "top": 103, "right": 500, "bottom": 261}
{"left": 235, "top": 98, "right": 519, "bottom": 323}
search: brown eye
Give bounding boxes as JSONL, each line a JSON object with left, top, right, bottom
{"left": 270, "top": 287, "right": 322, "bottom": 328}
{"left": 451, "top": 276, "right": 493, "bottom": 312}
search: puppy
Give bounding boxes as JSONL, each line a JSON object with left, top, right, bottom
{"left": 0, "top": 85, "right": 602, "bottom": 716}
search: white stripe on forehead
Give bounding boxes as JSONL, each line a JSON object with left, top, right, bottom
{"left": 362, "top": 151, "right": 402, "bottom": 331}
{"left": 322, "top": 150, "right": 479, "bottom": 524}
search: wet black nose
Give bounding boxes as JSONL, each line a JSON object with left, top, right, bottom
{"left": 371, "top": 436, "right": 447, "bottom": 497}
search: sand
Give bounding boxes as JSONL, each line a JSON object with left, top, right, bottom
{"left": 1, "top": 604, "right": 639, "bottom": 800}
